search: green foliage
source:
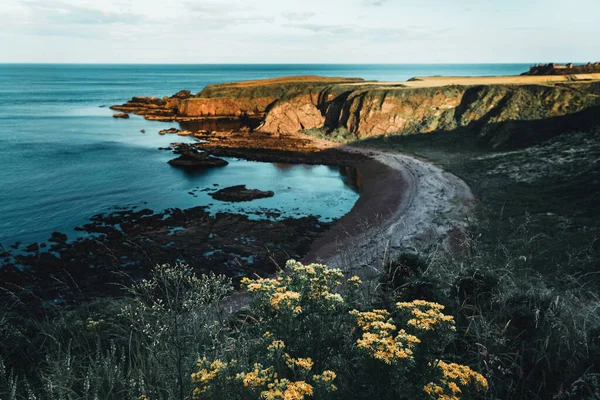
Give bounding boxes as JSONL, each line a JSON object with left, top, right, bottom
{"left": 303, "top": 127, "right": 354, "bottom": 143}
{"left": 355, "top": 126, "right": 600, "bottom": 398}
{"left": 189, "top": 260, "right": 488, "bottom": 400}
{"left": 0, "top": 263, "right": 233, "bottom": 400}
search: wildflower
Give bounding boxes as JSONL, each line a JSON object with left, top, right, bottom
{"left": 268, "top": 340, "right": 286, "bottom": 352}
{"left": 351, "top": 309, "right": 417, "bottom": 364}
{"left": 236, "top": 364, "right": 275, "bottom": 389}
{"left": 397, "top": 300, "right": 456, "bottom": 331}
{"left": 286, "top": 355, "right": 314, "bottom": 371}
{"left": 313, "top": 371, "right": 337, "bottom": 392}
{"left": 348, "top": 275, "right": 363, "bottom": 285}
{"left": 260, "top": 379, "right": 313, "bottom": 400}
{"left": 191, "top": 358, "right": 227, "bottom": 395}
{"left": 437, "top": 360, "right": 488, "bottom": 390}
{"left": 423, "top": 361, "right": 488, "bottom": 399}
{"left": 270, "top": 291, "right": 301, "bottom": 310}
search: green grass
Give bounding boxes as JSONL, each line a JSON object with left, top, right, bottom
{"left": 351, "top": 126, "right": 600, "bottom": 399}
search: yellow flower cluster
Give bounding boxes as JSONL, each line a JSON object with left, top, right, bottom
{"left": 268, "top": 340, "right": 286, "bottom": 352}
{"left": 260, "top": 379, "right": 313, "bottom": 400}
{"left": 396, "top": 300, "right": 456, "bottom": 331}
{"left": 313, "top": 370, "right": 336, "bottom": 383}
{"left": 423, "top": 360, "right": 488, "bottom": 399}
{"left": 313, "top": 370, "right": 338, "bottom": 392}
{"left": 267, "top": 339, "right": 314, "bottom": 371}
{"left": 234, "top": 337, "right": 336, "bottom": 399}
{"left": 438, "top": 361, "right": 488, "bottom": 389}
{"left": 237, "top": 363, "right": 275, "bottom": 389}
{"left": 241, "top": 276, "right": 281, "bottom": 294}
{"left": 270, "top": 291, "right": 301, "bottom": 310}
{"left": 350, "top": 309, "right": 420, "bottom": 364}
{"left": 347, "top": 275, "right": 363, "bottom": 286}
{"left": 241, "top": 260, "right": 346, "bottom": 314}
{"left": 191, "top": 358, "right": 227, "bottom": 396}
{"left": 285, "top": 355, "right": 314, "bottom": 371}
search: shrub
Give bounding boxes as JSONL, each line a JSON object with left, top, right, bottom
{"left": 191, "top": 260, "right": 487, "bottom": 400}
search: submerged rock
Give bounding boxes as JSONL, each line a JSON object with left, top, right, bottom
{"left": 209, "top": 185, "right": 274, "bottom": 202}
{"left": 113, "top": 113, "right": 130, "bottom": 119}
{"left": 25, "top": 243, "right": 39, "bottom": 252}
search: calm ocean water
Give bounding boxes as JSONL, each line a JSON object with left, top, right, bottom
{"left": 0, "top": 64, "right": 530, "bottom": 246}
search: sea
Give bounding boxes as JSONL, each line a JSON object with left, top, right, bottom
{"left": 0, "top": 64, "right": 530, "bottom": 247}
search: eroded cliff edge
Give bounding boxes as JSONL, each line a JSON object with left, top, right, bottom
{"left": 111, "top": 74, "right": 600, "bottom": 148}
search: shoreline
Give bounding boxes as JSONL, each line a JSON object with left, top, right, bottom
{"left": 301, "top": 140, "right": 474, "bottom": 271}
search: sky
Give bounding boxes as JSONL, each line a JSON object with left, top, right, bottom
{"left": 1, "top": 0, "right": 599, "bottom": 63}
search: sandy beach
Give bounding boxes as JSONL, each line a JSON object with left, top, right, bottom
{"left": 303, "top": 143, "right": 474, "bottom": 272}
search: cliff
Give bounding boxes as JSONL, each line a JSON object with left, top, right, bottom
{"left": 111, "top": 74, "right": 600, "bottom": 148}
{"left": 523, "top": 62, "right": 600, "bottom": 76}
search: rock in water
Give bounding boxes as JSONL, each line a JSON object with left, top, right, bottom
{"left": 168, "top": 144, "right": 228, "bottom": 169}
{"left": 209, "top": 185, "right": 274, "bottom": 202}
{"left": 159, "top": 127, "right": 178, "bottom": 135}
{"left": 113, "top": 113, "right": 130, "bottom": 119}
{"left": 49, "top": 232, "right": 68, "bottom": 244}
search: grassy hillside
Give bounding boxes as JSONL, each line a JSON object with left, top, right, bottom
{"left": 353, "top": 124, "right": 600, "bottom": 398}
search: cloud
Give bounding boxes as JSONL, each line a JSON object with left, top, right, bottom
{"left": 285, "top": 23, "right": 355, "bottom": 35}
{"left": 285, "top": 23, "right": 423, "bottom": 40}
{"left": 21, "top": 0, "right": 144, "bottom": 25}
{"left": 363, "top": 0, "right": 388, "bottom": 6}
{"left": 183, "top": 1, "right": 275, "bottom": 27}
{"left": 281, "top": 11, "right": 315, "bottom": 21}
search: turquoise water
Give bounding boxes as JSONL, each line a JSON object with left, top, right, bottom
{"left": 0, "top": 64, "right": 531, "bottom": 246}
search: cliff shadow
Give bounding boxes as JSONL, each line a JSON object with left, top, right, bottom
{"left": 355, "top": 104, "right": 600, "bottom": 152}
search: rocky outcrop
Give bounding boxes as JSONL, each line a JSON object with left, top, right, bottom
{"left": 112, "top": 75, "right": 600, "bottom": 148}
{"left": 159, "top": 128, "right": 178, "bottom": 135}
{"left": 209, "top": 185, "right": 274, "bottom": 202}
{"left": 178, "top": 97, "right": 274, "bottom": 118}
{"left": 168, "top": 144, "right": 228, "bottom": 169}
{"left": 258, "top": 82, "right": 600, "bottom": 147}
{"left": 110, "top": 76, "right": 365, "bottom": 122}
{"left": 113, "top": 113, "right": 130, "bottom": 119}
{"left": 523, "top": 62, "right": 600, "bottom": 76}
{"left": 171, "top": 89, "right": 192, "bottom": 99}
{"left": 260, "top": 94, "right": 325, "bottom": 134}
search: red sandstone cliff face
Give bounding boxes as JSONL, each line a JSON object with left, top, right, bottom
{"left": 259, "top": 93, "right": 325, "bottom": 134}
{"left": 178, "top": 97, "right": 275, "bottom": 118}
{"left": 258, "top": 83, "right": 600, "bottom": 141}
{"left": 111, "top": 77, "right": 600, "bottom": 147}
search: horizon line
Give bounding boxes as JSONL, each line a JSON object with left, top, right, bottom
{"left": 0, "top": 62, "right": 573, "bottom": 66}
